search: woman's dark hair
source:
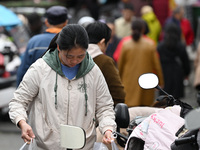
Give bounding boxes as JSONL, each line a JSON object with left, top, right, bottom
{"left": 56, "top": 24, "right": 89, "bottom": 50}
{"left": 85, "top": 21, "right": 111, "bottom": 45}
{"left": 47, "top": 24, "right": 89, "bottom": 51}
{"left": 47, "top": 33, "right": 59, "bottom": 51}
{"left": 131, "top": 18, "right": 144, "bottom": 41}
{"left": 163, "top": 23, "right": 181, "bottom": 49}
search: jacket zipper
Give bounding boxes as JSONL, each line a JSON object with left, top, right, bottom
{"left": 67, "top": 80, "right": 71, "bottom": 124}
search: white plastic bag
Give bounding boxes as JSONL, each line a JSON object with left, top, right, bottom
{"left": 93, "top": 141, "right": 119, "bottom": 150}
{"left": 19, "top": 138, "right": 38, "bottom": 150}
{"left": 93, "top": 142, "right": 109, "bottom": 150}
{"left": 111, "top": 140, "right": 119, "bottom": 150}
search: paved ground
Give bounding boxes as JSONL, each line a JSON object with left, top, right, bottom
{"left": 181, "top": 60, "right": 199, "bottom": 109}
{"left": 0, "top": 121, "right": 24, "bottom": 150}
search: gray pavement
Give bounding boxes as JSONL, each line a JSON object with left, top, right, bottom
{"left": 0, "top": 86, "right": 24, "bottom": 150}
{"left": 181, "top": 60, "right": 199, "bottom": 109}
{"left": 0, "top": 121, "right": 24, "bottom": 150}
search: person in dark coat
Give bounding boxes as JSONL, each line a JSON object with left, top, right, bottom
{"left": 85, "top": 21, "right": 126, "bottom": 106}
{"left": 157, "top": 23, "right": 191, "bottom": 99}
{"left": 105, "top": 18, "right": 121, "bottom": 62}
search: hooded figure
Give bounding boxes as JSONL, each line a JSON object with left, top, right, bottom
{"left": 141, "top": 5, "right": 162, "bottom": 44}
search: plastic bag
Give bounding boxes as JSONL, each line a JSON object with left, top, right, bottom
{"left": 111, "top": 140, "right": 119, "bottom": 150}
{"left": 19, "top": 138, "right": 38, "bottom": 150}
{"left": 93, "top": 141, "right": 119, "bottom": 150}
{"left": 93, "top": 142, "right": 109, "bottom": 150}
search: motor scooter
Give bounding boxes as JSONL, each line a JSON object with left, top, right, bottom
{"left": 0, "top": 44, "right": 19, "bottom": 120}
{"left": 170, "top": 107, "right": 200, "bottom": 150}
{"left": 114, "top": 73, "right": 196, "bottom": 149}
{"left": 0, "top": 8, "right": 29, "bottom": 120}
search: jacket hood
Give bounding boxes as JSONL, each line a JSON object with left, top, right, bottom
{"left": 142, "top": 12, "right": 157, "bottom": 22}
{"left": 87, "top": 44, "right": 103, "bottom": 58}
{"left": 42, "top": 48, "right": 95, "bottom": 79}
{"left": 42, "top": 48, "right": 95, "bottom": 114}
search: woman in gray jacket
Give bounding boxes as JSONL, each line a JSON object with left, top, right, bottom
{"left": 9, "top": 24, "right": 116, "bottom": 150}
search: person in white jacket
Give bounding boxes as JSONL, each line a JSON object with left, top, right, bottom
{"left": 9, "top": 24, "right": 116, "bottom": 150}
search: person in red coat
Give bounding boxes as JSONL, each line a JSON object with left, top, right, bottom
{"left": 180, "top": 13, "right": 194, "bottom": 46}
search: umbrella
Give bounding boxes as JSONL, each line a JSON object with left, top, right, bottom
{"left": 0, "top": 5, "right": 21, "bottom": 26}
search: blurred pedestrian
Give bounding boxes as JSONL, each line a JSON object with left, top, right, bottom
{"left": 71, "top": 0, "right": 99, "bottom": 23}
{"left": 141, "top": 5, "right": 162, "bottom": 45}
{"left": 9, "top": 24, "right": 116, "bottom": 150}
{"left": 157, "top": 23, "right": 191, "bottom": 99}
{"left": 164, "top": 6, "right": 181, "bottom": 27}
{"left": 164, "top": 6, "right": 194, "bottom": 45}
{"left": 16, "top": 6, "right": 69, "bottom": 87}
{"left": 118, "top": 18, "right": 164, "bottom": 107}
{"left": 26, "top": 13, "right": 44, "bottom": 37}
{"left": 193, "top": 42, "right": 200, "bottom": 105}
{"left": 179, "top": 6, "right": 194, "bottom": 46}
{"left": 85, "top": 21, "right": 125, "bottom": 106}
{"left": 114, "top": 2, "right": 135, "bottom": 38}
{"left": 113, "top": 19, "right": 153, "bottom": 63}
{"left": 105, "top": 18, "right": 121, "bottom": 61}
{"left": 77, "top": 16, "right": 95, "bottom": 28}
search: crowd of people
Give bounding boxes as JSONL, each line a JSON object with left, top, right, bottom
{"left": 6, "top": 0, "right": 200, "bottom": 149}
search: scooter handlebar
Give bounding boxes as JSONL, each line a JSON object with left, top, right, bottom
{"left": 175, "top": 135, "right": 196, "bottom": 145}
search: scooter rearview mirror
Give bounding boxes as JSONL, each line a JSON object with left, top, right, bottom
{"left": 185, "top": 107, "right": 200, "bottom": 130}
{"left": 138, "top": 73, "right": 159, "bottom": 89}
{"left": 115, "top": 103, "right": 130, "bottom": 128}
{"left": 60, "top": 124, "right": 86, "bottom": 149}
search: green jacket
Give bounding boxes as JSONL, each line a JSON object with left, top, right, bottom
{"left": 142, "top": 12, "right": 162, "bottom": 44}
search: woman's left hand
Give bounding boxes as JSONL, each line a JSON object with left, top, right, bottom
{"left": 102, "top": 130, "right": 114, "bottom": 144}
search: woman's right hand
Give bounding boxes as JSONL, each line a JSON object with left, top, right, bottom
{"left": 18, "top": 120, "right": 35, "bottom": 143}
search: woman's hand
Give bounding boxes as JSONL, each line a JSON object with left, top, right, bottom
{"left": 18, "top": 120, "right": 35, "bottom": 143}
{"left": 102, "top": 130, "right": 114, "bottom": 145}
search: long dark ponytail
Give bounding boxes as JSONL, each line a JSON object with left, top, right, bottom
{"left": 40, "top": 33, "right": 59, "bottom": 57}
{"left": 48, "top": 33, "right": 59, "bottom": 51}
{"left": 131, "top": 18, "right": 144, "bottom": 42}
